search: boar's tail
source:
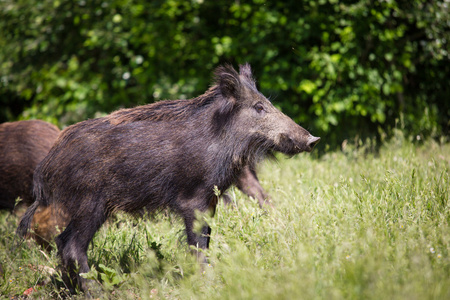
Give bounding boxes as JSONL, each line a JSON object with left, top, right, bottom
{"left": 16, "top": 200, "right": 39, "bottom": 238}
{"left": 32, "top": 171, "right": 51, "bottom": 206}
{"left": 16, "top": 172, "right": 47, "bottom": 238}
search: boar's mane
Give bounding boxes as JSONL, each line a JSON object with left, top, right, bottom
{"left": 106, "top": 89, "right": 218, "bottom": 125}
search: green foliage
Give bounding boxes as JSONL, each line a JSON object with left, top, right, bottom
{"left": 80, "top": 264, "right": 129, "bottom": 291}
{"left": 0, "top": 0, "right": 449, "bottom": 146}
{"left": 1, "top": 139, "right": 449, "bottom": 299}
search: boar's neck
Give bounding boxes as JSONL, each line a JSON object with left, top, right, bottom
{"left": 205, "top": 120, "right": 264, "bottom": 194}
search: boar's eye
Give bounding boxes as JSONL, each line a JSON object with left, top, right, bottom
{"left": 254, "top": 102, "right": 265, "bottom": 114}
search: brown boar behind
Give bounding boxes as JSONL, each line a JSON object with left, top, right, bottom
{"left": 0, "top": 120, "right": 60, "bottom": 209}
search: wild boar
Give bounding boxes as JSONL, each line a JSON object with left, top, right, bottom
{"left": 18, "top": 64, "right": 319, "bottom": 292}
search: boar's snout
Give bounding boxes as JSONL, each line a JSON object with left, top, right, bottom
{"left": 306, "top": 136, "right": 321, "bottom": 152}
{"left": 276, "top": 131, "right": 320, "bottom": 155}
{"left": 267, "top": 109, "right": 320, "bottom": 155}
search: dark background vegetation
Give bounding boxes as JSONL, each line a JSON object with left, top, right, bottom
{"left": 1, "top": 0, "right": 449, "bottom": 148}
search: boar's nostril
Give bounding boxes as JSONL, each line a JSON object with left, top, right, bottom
{"left": 307, "top": 136, "right": 321, "bottom": 150}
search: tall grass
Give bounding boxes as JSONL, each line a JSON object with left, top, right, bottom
{"left": 1, "top": 134, "right": 449, "bottom": 299}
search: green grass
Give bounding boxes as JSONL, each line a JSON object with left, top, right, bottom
{"left": 1, "top": 134, "right": 449, "bottom": 299}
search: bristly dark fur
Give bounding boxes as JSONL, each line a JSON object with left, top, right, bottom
{"left": 16, "top": 63, "right": 318, "bottom": 293}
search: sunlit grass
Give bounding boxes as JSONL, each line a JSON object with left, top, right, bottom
{"left": 1, "top": 134, "right": 449, "bottom": 299}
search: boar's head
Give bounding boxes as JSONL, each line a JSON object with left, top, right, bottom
{"left": 213, "top": 63, "right": 320, "bottom": 157}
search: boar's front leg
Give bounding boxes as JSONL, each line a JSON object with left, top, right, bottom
{"left": 181, "top": 196, "right": 217, "bottom": 262}
{"left": 235, "top": 165, "right": 271, "bottom": 208}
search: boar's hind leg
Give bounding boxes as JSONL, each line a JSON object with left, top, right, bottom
{"left": 56, "top": 209, "right": 107, "bottom": 292}
{"left": 182, "top": 197, "right": 218, "bottom": 262}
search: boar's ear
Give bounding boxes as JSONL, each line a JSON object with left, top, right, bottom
{"left": 214, "top": 64, "right": 241, "bottom": 103}
{"left": 239, "top": 63, "right": 256, "bottom": 88}
{"left": 213, "top": 65, "right": 241, "bottom": 131}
